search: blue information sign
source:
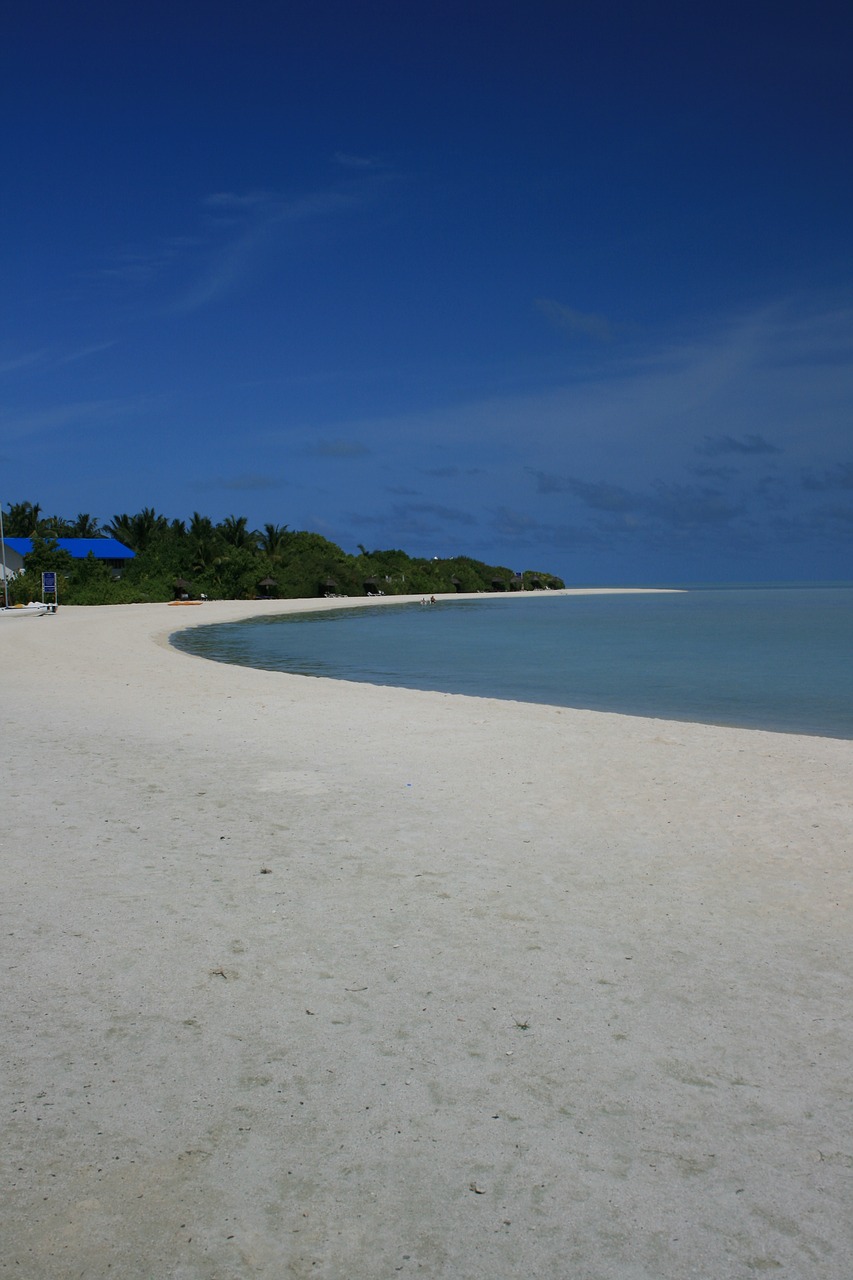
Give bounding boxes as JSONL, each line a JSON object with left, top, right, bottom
{"left": 42, "top": 571, "right": 56, "bottom": 592}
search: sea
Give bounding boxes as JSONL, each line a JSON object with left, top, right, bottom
{"left": 171, "top": 586, "right": 853, "bottom": 740}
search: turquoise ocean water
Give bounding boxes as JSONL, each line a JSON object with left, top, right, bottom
{"left": 172, "top": 587, "right": 853, "bottom": 739}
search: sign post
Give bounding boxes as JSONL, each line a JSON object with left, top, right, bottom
{"left": 42, "top": 570, "right": 57, "bottom": 606}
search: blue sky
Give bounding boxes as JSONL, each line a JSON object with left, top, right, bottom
{"left": 2, "top": 1, "right": 851, "bottom": 583}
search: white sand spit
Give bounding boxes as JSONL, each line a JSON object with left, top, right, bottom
{"left": 3, "top": 596, "right": 852, "bottom": 1279}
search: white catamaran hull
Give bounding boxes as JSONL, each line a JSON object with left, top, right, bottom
{"left": 0, "top": 604, "right": 51, "bottom": 619}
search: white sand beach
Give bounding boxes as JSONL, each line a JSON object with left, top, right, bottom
{"left": 3, "top": 595, "right": 852, "bottom": 1279}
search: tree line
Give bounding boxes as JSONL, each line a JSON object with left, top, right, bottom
{"left": 2, "top": 500, "right": 565, "bottom": 605}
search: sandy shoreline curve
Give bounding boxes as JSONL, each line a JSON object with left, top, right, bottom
{"left": 3, "top": 594, "right": 852, "bottom": 1278}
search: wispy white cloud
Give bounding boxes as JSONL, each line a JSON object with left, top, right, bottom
{"left": 536, "top": 297, "right": 614, "bottom": 342}
{"left": 698, "top": 433, "right": 782, "bottom": 456}
{"left": 92, "top": 181, "right": 378, "bottom": 316}
{"left": 1, "top": 341, "right": 117, "bottom": 377}
{"left": 490, "top": 506, "right": 542, "bottom": 536}
{"left": 0, "top": 349, "right": 48, "bottom": 376}
{"left": 525, "top": 471, "right": 744, "bottom": 528}
{"left": 302, "top": 438, "right": 372, "bottom": 459}
{"left": 0, "top": 399, "right": 133, "bottom": 443}
{"left": 59, "top": 340, "right": 119, "bottom": 364}
{"left": 317, "top": 295, "right": 853, "bottom": 566}
{"left": 488, "top": 507, "right": 604, "bottom": 548}
{"left": 195, "top": 473, "right": 290, "bottom": 492}
{"left": 332, "top": 151, "right": 384, "bottom": 170}
{"left": 801, "top": 462, "right": 853, "bottom": 491}
{"left": 692, "top": 464, "right": 739, "bottom": 481}
{"left": 331, "top": 296, "right": 852, "bottom": 481}
{"left": 423, "top": 465, "right": 483, "bottom": 478}
{"left": 96, "top": 246, "right": 177, "bottom": 284}
{"left": 203, "top": 191, "right": 270, "bottom": 211}
{"left": 174, "top": 187, "right": 369, "bottom": 314}
{"left": 349, "top": 501, "right": 477, "bottom": 537}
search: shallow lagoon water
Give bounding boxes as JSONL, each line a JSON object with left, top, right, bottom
{"left": 172, "top": 587, "right": 853, "bottom": 739}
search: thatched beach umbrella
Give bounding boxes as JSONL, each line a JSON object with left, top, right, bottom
{"left": 173, "top": 578, "right": 192, "bottom": 599}
{"left": 320, "top": 577, "right": 338, "bottom": 597}
{"left": 258, "top": 576, "right": 277, "bottom": 597}
{"left": 451, "top": 576, "right": 462, "bottom": 593}
{"left": 363, "top": 576, "right": 380, "bottom": 595}
{"left": 491, "top": 578, "right": 507, "bottom": 592}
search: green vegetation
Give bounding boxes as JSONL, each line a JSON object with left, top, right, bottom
{"left": 2, "top": 500, "right": 564, "bottom": 604}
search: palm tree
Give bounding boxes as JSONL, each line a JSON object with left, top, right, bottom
{"left": 132, "top": 507, "right": 169, "bottom": 551}
{"left": 104, "top": 508, "right": 168, "bottom": 552}
{"left": 72, "top": 513, "right": 101, "bottom": 536}
{"left": 188, "top": 512, "right": 219, "bottom": 573}
{"left": 257, "top": 522, "right": 290, "bottom": 557}
{"left": 4, "top": 501, "right": 42, "bottom": 536}
{"left": 40, "top": 513, "right": 73, "bottom": 536}
{"left": 218, "top": 514, "right": 255, "bottom": 549}
{"left": 188, "top": 512, "right": 215, "bottom": 541}
{"left": 104, "top": 513, "right": 135, "bottom": 547}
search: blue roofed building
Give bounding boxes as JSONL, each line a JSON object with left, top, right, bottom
{"left": 2, "top": 537, "right": 135, "bottom": 579}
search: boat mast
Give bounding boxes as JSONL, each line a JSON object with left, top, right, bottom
{"left": 0, "top": 502, "right": 8, "bottom": 609}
